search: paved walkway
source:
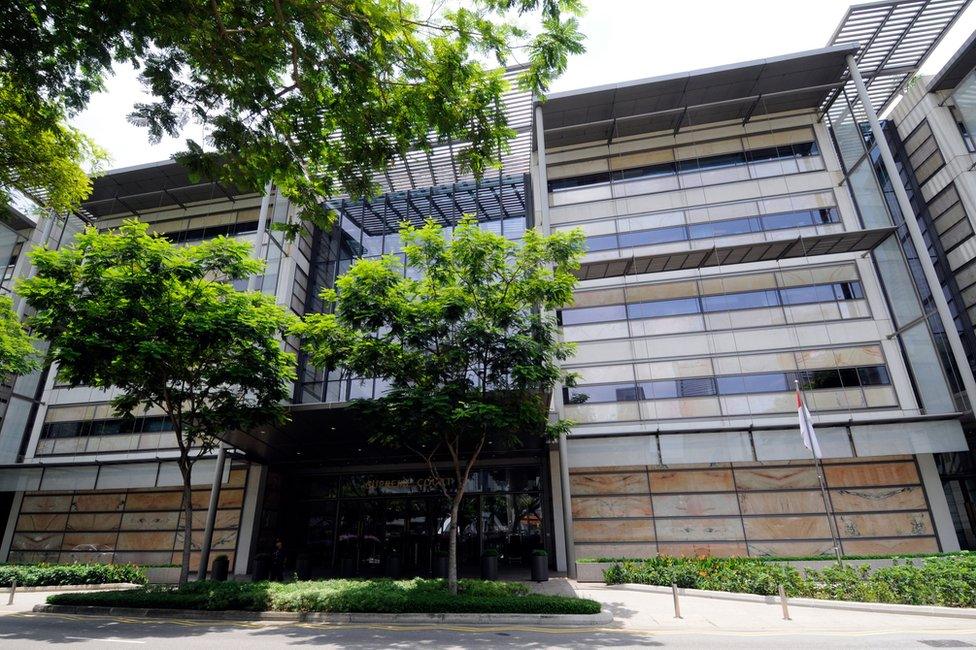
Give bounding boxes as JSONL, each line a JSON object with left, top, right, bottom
{"left": 528, "top": 577, "right": 976, "bottom": 638}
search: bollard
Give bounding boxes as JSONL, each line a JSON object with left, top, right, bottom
{"left": 778, "top": 584, "right": 790, "bottom": 620}
{"left": 671, "top": 582, "right": 682, "bottom": 619}
{"left": 7, "top": 578, "right": 15, "bottom": 606}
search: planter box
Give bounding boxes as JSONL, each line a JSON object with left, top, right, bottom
{"left": 576, "top": 562, "right": 612, "bottom": 583}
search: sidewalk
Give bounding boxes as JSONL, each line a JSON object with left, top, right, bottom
{"left": 533, "top": 578, "right": 976, "bottom": 636}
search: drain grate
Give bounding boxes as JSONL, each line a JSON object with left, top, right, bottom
{"left": 918, "top": 641, "right": 975, "bottom": 648}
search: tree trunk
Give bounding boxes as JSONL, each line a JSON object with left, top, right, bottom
{"left": 178, "top": 458, "right": 194, "bottom": 586}
{"left": 447, "top": 495, "right": 461, "bottom": 596}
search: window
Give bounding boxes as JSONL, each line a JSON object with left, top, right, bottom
{"left": 626, "top": 297, "right": 701, "bottom": 320}
{"left": 561, "top": 281, "right": 864, "bottom": 326}
{"left": 716, "top": 372, "right": 789, "bottom": 395}
{"left": 702, "top": 290, "right": 778, "bottom": 313}
{"left": 588, "top": 207, "right": 839, "bottom": 253}
{"left": 678, "top": 377, "right": 717, "bottom": 397}
{"left": 618, "top": 226, "right": 686, "bottom": 248}
{"left": 560, "top": 304, "right": 627, "bottom": 326}
{"left": 568, "top": 364, "right": 891, "bottom": 405}
{"left": 550, "top": 139, "right": 820, "bottom": 192}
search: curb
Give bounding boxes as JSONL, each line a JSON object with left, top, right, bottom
{"left": 32, "top": 604, "right": 613, "bottom": 627}
{"left": 1, "top": 583, "right": 141, "bottom": 594}
{"left": 587, "top": 583, "right": 976, "bottom": 620}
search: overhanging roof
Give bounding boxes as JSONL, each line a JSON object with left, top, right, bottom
{"left": 78, "top": 159, "right": 253, "bottom": 220}
{"left": 573, "top": 227, "right": 895, "bottom": 281}
{"left": 930, "top": 29, "right": 976, "bottom": 90}
{"left": 539, "top": 44, "right": 858, "bottom": 149}
{"left": 823, "top": 0, "right": 972, "bottom": 120}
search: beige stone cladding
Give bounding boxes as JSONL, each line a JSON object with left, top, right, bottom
{"left": 570, "top": 455, "right": 940, "bottom": 559}
{"left": 8, "top": 464, "right": 250, "bottom": 571}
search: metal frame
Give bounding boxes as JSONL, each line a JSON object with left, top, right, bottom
{"left": 822, "top": 0, "right": 972, "bottom": 121}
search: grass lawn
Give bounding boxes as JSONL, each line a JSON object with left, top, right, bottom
{"left": 47, "top": 578, "right": 602, "bottom": 615}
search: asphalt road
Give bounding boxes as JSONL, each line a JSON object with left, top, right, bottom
{"left": 3, "top": 610, "right": 976, "bottom": 648}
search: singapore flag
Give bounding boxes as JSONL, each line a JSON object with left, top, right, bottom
{"left": 797, "top": 385, "right": 823, "bottom": 459}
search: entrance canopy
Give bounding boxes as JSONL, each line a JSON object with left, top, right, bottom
{"left": 221, "top": 402, "right": 547, "bottom": 464}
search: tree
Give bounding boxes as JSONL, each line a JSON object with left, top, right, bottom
{"left": 0, "top": 78, "right": 107, "bottom": 213}
{"left": 295, "top": 215, "right": 584, "bottom": 594}
{"left": 0, "top": 295, "right": 39, "bottom": 376}
{"left": 4, "top": 1, "right": 583, "bottom": 230}
{"left": 17, "top": 220, "right": 296, "bottom": 584}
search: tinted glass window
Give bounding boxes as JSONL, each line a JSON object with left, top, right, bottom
{"left": 858, "top": 365, "right": 891, "bottom": 386}
{"left": 761, "top": 210, "right": 818, "bottom": 231}
{"left": 614, "top": 161, "right": 676, "bottom": 181}
{"left": 639, "top": 380, "right": 678, "bottom": 399}
{"left": 619, "top": 226, "right": 686, "bottom": 248}
{"left": 781, "top": 284, "right": 837, "bottom": 305}
{"left": 833, "top": 282, "right": 864, "bottom": 300}
{"left": 627, "top": 297, "right": 701, "bottom": 320}
{"left": 716, "top": 372, "right": 789, "bottom": 395}
{"left": 560, "top": 305, "right": 627, "bottom": 325}
{"left": 586, "top": 234, "right": 619, "bottom": 252}
{"left": 678, "top": 378, "right": 717, "bottom": 397}
{"left": 689, "top": 218, "right": 757, "bottom": 239}
{"left": 838, "top": 367, "right": 860, "bottom": 387}
{"left": 795, "top": 369, "right": 843, "bottom": 390}
{"left": 702, "top": 289, "right": 778, "bottom": 313}
{"left": 564, "top": 383, "right": 637, "bottom": 404}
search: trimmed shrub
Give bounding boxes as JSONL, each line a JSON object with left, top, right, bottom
{"left": 47, "top": 578, "right": 600, "bottom": 615}
{"left": 0, "top": 563, "right": 147, "bottom": 587}
{"left": 604, "top": 554, "right": 976, "bottom": 607}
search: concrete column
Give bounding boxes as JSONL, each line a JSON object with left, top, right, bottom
{"left": 247, "top": 182, "right": 274, "bottom": 292}
{"left": 847, "top": 54, "right": 976, "bottom": 414}
{"left": 534, "top": 103, "right": 576, "bottom": 577}
{"left": 917, "top": 452, "right": 961, "bottom": 552}
{"left": 196, "top": 445, "right": 227, "bottom": 580}
{"left": 234, "top": 464, "right": 267, "bottom": 576}
{"left": 0, "top": 491, "right": 24, "bottom": 562}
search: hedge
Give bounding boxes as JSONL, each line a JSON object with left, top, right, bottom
{"left": 0, "top": 563, "right": 147, "bottom": 587}
{"left": 578, "top": 551, "right": 967, "bottom": 563}
{"left": 48, "top": 578, "right": 602, "bottom": 615}
{"left": 603, "top": 554, "right": 976, "bottom": 607}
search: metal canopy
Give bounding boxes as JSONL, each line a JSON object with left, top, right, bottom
{"left": 823, "top": 0, "right": 971, "bottom": 120}
{"left": 930, "top": 29, "right": 976, "bottom": 90}
{"left": 573, "top": 227, "right": 895, "bottom": 281}
{"left": 369, "top": 67, "right": 533, "bottom": 197}
{"left": 539, "top": 45, "right": 858, "bottom": 149}
{"left": 78, "top": 159, "right": 252, "bottom": 220}
{"left": 329, "top": 174, "right": 526, "bottom": 237}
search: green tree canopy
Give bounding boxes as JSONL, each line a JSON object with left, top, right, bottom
{"left": 0, "top": 78, "right": 106, "bottom": 213}
{"left": 18, "top": 220, "right": 296, "bottom": 583}
{"left": 5, "top": 0, "right": 584, "bottom": 226}
{"left": 295, "top": 215, "right": 584, "bottom": 593}
{"left": 0, "top": 295, "right": 38, "bottom": 377}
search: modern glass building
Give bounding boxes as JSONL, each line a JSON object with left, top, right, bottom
{"left": 2, "top": 0, "right": 976, "bottom": 579}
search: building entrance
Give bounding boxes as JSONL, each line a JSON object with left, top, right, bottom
{"left": 261, "top": 463, "right": 549, "bottom": 579}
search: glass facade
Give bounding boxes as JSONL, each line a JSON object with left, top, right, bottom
{"left": 263, "top": 464, "right": 548, "bottom": 578}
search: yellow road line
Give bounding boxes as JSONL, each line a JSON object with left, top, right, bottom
{"left": 13, "top": 611, "right": 976, "bottom": 638}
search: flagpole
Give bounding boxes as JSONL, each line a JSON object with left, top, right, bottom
{"left": 795, "top": 380, "right": 844, "bottom": 565}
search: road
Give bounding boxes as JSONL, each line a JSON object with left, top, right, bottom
{"left": 3, "top": 609, "right": 976, "bottom": 648}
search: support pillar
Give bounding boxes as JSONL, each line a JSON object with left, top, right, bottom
{"left": 846, "top": 54, "right": 976, "bottom": 413}
{"left": 197, "top": 445, "right": 227, "bottom": 581}
{"left": 534, "top": 104, "right": 576, "bottom": 577}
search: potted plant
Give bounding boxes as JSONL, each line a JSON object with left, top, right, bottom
{"left": 211, "top": 554, "right": 230, "bottom": 582}
{"left": 481, "top": 548, "right": 499, "bottom": 581}
{"left": 386, "top": 553, "right": 401, "bottom": 579}
{"left": 252, "top": 553, "right": 270, "bottom": 581}
{"left": 433, "top": 550, "right": 449, "bottom": 579}
{"left": 295, "top": 553, "right": 311, "bottom": 580}
{"left": 530, "top": 549, "right": 549, "bottom": 582}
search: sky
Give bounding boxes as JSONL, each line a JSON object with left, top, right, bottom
{"left": 70, "top": 0, "right": 976, "bottom": 170}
